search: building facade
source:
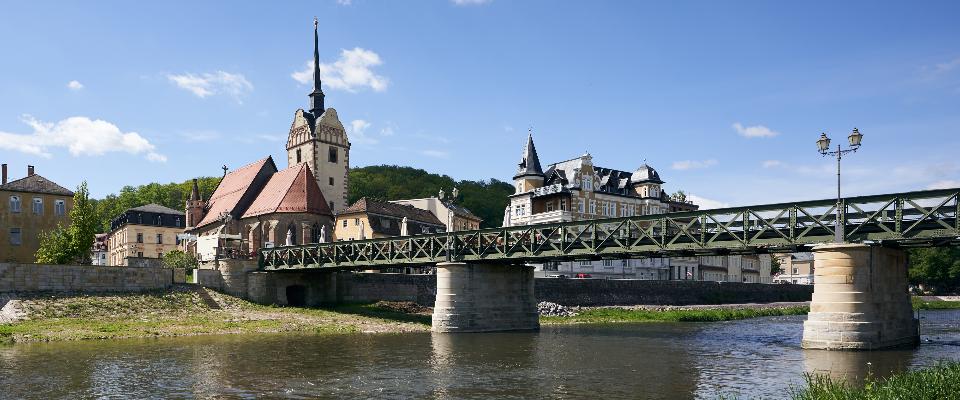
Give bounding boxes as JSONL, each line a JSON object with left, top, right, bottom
{"left": 285, "top": 19, "right": 350, "bottom": 213}
{"left": 773, "top": 253, "right": 815, "bottom": 284}
{"left": 505, "top": 134, "right": 771, "bottom": 282}
{"left": 0, "top": 164, "right": 74, "bottom": 263}
{"left": 335, "top": 197, "right": 446, "bottom": 241}
{"left": 91, "top": 233, "right": 108, "bottom": 266}
{"left": 107, "top": 204, "right": 185, "bottom": 266}
{"left": 391, "top": 195, "right": 483, "bottom": 232}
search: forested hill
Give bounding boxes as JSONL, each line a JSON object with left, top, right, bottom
{"left": 349, "top": 165, "right": 513, "bottom": 228}
{"left": 92, "top": 165, "right": 512, "bottom": 232}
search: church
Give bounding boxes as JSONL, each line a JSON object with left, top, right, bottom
{"left": 184, "top": 19, "right": 347, "bottom": 259}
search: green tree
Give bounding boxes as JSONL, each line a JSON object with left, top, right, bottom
{"left": 908, "top": 247, "right": 960, "bottom": 293}
{"left": 770, "top": 256, "right": 783, "bottom": 276}
{"left": 35, "top": 181, "right": 98, "bottom": 264}
{"left": 162, "top": 250, "right": 198, "bottom": 270}
{"left": 35, "top": 224, "right": 73, "bottom": 264}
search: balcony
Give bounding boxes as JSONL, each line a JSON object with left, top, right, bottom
{"left": 512, "top": 210, "right": 574, "bottom": 226}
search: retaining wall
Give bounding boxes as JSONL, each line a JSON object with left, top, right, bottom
{"left": 0, "top": 263, "right": 174, "bottom": 293}
{"left": 325, "top": 273, "right": 812, "bottom": 307}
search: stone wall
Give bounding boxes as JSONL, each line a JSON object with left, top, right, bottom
{"left": 0, "top": 263, "right": 174, "bottom": 293}
{"left": 323, "top": 273, "right": 812, "bottom": 307}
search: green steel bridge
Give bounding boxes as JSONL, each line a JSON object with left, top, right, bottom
{"left": 259, "top": 188, "right": 960, "bottom": 271}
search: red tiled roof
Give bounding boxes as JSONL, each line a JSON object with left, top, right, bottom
{"left": 196, "top": 157, "right": 274, "bottom": 228}
{"left": 242, "top": 163, "right": 332, "bottom": 218}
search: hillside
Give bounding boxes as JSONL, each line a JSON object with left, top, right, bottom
{"left": 92, "top": 165, "right": 512, "bottom": 232}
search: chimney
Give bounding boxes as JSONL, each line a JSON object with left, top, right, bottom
{"left": 27, "top": 165, "right": 35, "bottom": 177}
{"left": 1, "top": 164, "right": 6, "bottom": 185}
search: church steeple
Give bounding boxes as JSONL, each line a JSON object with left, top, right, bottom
{"left": 309, "top": 17, "right": 325, "bottom": 118}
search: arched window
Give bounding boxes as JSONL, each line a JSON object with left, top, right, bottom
{"left": 310, "top": 223, "right": 321, "bottom": 243}
{"left": 9, "top": 196, "right": 21, "bottom": 213}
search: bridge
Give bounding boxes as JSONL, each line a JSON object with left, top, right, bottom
{"left": 252, "top": 187, "right": 959, "bottom": 350}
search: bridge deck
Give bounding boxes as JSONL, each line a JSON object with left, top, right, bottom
{"left": 259, "top": 188, "right": 960, "bottom": 270}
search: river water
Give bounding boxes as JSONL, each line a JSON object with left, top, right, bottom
{"left": 1, "top": 310, "right": 959, "bottom": 399}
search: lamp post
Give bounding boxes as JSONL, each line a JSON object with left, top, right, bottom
{"left": 816, "top": 128, "right": 864, "bottom": 243}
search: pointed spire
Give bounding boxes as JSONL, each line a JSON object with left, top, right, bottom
{"left": 309, "top": 17, "right": 325, "bottom": 118}
{"left": 513, "top": 128, "right": 544, "bottom": 180}
{"left": 190, "top": 178, "right": 201, "bottom": 201}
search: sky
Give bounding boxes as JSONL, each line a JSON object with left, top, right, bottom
{"left": 0, "top": 1, "right": 958, "bottom": 209}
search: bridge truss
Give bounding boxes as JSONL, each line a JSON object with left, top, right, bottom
{"left": 260, "top": 188, "right": 960, "bottom": 270}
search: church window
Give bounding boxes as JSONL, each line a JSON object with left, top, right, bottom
{"left": 9, "top": 196, "right": 21, "bottom": 213}
{"left": 329, "top": 147, "right": 338, "bottom": 163}
{"left": 311, "top": 224, "right": 321, "bottom": 243}
{"left": 296, "top": 149, "right": 302, "bottom": 164}
{"left": 329, "top": 177, "right": 334, "bottom": 186}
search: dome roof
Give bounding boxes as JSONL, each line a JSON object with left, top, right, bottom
{"left": 631, "top": 164, "right": 664, "bottom": 184}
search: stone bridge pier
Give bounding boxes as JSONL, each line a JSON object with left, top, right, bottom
{"left": 432, "top": 262, "right": 539, "bottom": 333}
{"left": 802, "top": 243, "right": 919, "bottom": 350}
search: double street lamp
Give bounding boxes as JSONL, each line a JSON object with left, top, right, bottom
{"left": 816, "top": 128, "right": 864, "bottom": 243}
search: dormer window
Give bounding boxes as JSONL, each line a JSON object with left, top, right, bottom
{"left": 583, "top": 177, "right": 593, "bottom": 191}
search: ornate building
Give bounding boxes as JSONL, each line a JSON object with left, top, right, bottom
{"left": 286, "top": 18, "right": 350, "bottom": 213}
{"left": 504, "top": 132, "right": 770, "bottom": 282}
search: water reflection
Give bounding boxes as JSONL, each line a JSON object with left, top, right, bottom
{"left": 0, "top": 311, "right": 957, "bottom": 399}
{"left": 803, "top": 348, "right": 915, "bottom": 384}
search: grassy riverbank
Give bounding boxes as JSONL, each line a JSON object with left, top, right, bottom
{"left": 0, "top": 287, "right": 429, "bottom": 344}
{"left": 541, "top": 305, "right": 810, "bottom": 324}
{"left": 791, "top": 361, "right": 960, "bottom": 400}
{"left": 912, "top": 297, "right": 960, "bottom": 310}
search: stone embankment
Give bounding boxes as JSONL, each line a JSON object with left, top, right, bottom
{"left": 537, "top": 301, "right": 578, "bottom": 317}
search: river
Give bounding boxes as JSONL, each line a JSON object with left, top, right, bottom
{"left": 1, "top": 310, "right": 958, "bottom": 399}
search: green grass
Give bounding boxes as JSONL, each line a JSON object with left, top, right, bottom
{"left": 541, "top": 306, "right": 810, "bottom": 324}
{"left": 912, "top": 298, "right": 960, "bottom": 310}
{"left": 791, "top": 361, "right": 960, "bottom": 400}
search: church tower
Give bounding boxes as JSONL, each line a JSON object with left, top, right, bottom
{"left": 287, "top": 18, "right": 351, "bottom": 213}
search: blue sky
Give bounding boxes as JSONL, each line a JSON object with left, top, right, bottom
{"left": 1, "top": 1, "right": 958, "bottom": 208}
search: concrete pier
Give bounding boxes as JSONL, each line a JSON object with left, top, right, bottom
{"left": 802, "top": 243, "right": 919, "bottom": 350}
{"left": 432, "top": 262, "right": 539, "bottom": 333}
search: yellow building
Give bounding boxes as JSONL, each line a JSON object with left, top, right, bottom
{"left": 335, "top": 197, "right": 445, "bottom": 241}
{"left": 0, "top": 164, "right": 74, "bottom": 263}
{"left": 391, "top": 195, "right": 483, "bottom": 232}
{"left": 107, "top": 204, "right": 185, "bottom": 266}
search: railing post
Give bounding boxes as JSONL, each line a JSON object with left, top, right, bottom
{"left": 789, "top": 207, "right": 797, "bottom": 242}
{"left": 895, "top": 197, "right": 903, "bottom": 236}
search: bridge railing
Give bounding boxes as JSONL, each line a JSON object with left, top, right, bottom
{"left": 260, "top": 188, "right": 959, "bottom": 270}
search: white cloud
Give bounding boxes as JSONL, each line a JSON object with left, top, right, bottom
{"left": 928, "top": 180, "right": 960, "bottom": 190}
{"left": 733, "top": 122, "right": 780, "bottom": 138}
{"left": 421, "top": 149, "right": 450, "bottom": 159}
{"left": 292, "top": 47, "right": 389, "bottom": 92}
{"left": 0, "top": 115, "right": 165, "bottom": 162}
{"left": 762, "top": 160, "right": 783, "bottom": 168}
{"left": 66, "top": 80, "right": 84, "bottom": 90}
{"left": 348, "top": 119, "right": 378, "bottom": 145}
{"left": 688, "top": 194, "right": 729, "bottom": 210}
{"left": 380, "top": 121, "right": 396, "bottom": 136}
{"left": 671, "top": 159, "right": 717, "bottom": 170}
{"left": 167, "top": 71, "right": 253, "bottom": 102}
{"left": 452, "top": 0, "right": 492, "bottom": 5}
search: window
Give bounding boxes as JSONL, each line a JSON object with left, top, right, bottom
{"left": 583, "top": 177, "right": 593, "bottom": 191}
{"left": 328, "top": 147, "right": 338, "bottom": 163}
{"left": 578, "top": 200, "right": 584, "bottom": 213}
{"left": 579, "top": 260, "right": 592, "bottom": 266}
{"left": 9, "top": 228, "right": 21, "bottom": 245}
{"left": 32, "top": 197, "right": 43, "bottom": 215}
{"left": 9, "top": 196, "right": 21, "bottom": 213}
{"left": 156, "top": 233, "right": 163, "bottom": 244}
{"left": 137, "top": 252, "right": 143, "bottom": 258}
{"left": 310, "top": 223, "right": 321, "bottom": 243}
{"left": 589, "top": 200, "right": 596, "bottom": 215}
{"left": 296, "top": 149, "right": 302, "bottom": 163}
{"left": 158, "top": 252, "right": 163, "bottom": 259}
{"left": 792, "top": 267, "right": 799, "bottom": 274}
{"left": 354, "top": 218, "right": 360, "bottom": 226}
{"left": 546, "top": 202, "right": 554, "bottom": 212}
{"left": 342, "top": 220, "right": 347, "bottom": 227}
{"left": 55, "top": 200, "right": 66, "bottom": 216}
{"left": 136, "top": 233, "right": 143, "bottom": 243}
{"left": 560, "top": 199, "right": 567, "bottom": 211}
{"left": 603, "top": 260, "right": 613, "bottom": 267}
{"left": 382, "top": 218, "right": 391, "bottom": 228}
{"left": 174, "top": 217, "right": 181, "bottom": 227}
{"left": 329, "top": 177, "right": 334, "bottom": 186}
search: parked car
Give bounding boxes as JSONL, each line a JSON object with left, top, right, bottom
{"left": 575, "top": 273, "right": 592, "bottom": 279}
{"left": 547, "top": 274, "right": 569, "bottom": 278}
